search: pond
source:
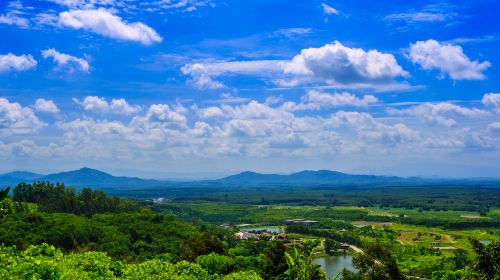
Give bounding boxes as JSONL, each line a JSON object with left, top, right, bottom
{"left": 240, "top": 226, "right": 284, "bottom": 233}
{"left": 313, "top": 255, "right": 357, "bottom": 279}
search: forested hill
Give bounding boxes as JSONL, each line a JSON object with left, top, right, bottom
{"left": 0, "top": 167, "right": 164, "bottom": 189}
{"left": 214, "top": 170, "right": 500, "bottom": 186}
{"left": 2, "top": 168, "right": 500, "bottom": 190}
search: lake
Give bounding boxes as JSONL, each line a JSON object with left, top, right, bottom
{"left": 313, "top": 255, "right": 357, "bottom": 279}
{"left": 240, "top": 226, "right": 284, "bottom": 233}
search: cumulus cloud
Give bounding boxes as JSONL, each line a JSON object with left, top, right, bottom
{"left": 3, "top": 95, "right": 499, "bottom": 171}
{"left": 408, "top": 39, "right": 491, "bottom": 80}
{"left": 488, "top": 122, "right": 500, "bottom": 134}
{"left": 34, "top": 98, "right": 60, "bottom": 113}
{"left": 283, "top": 90, "right": 378, "bottom": 111}
{"left": 142, "top": 104, "right": 188, "bottom": 129}
{"left": 181, "top": 60, "right": 284, "bottom": 90}
{"left": 196, "top": 106, "right": 225, "bottom": 119}
{"left": 0, "top": 53, "right": 37, "bottom": 73}
{"left": 388, "top": 102, "right": 489, "bottom": 127}
{"left": 322, "top": 3, "right": 339, "bottom": 15}
{"left": 42, "top": 48, "right": 90, "bottom": 73}
{"left": 181, "top": 63, "right": 225, "bottom": 90}
{"left": 59, "top": 8, "right": 162, "bottom": 45}
{"left": 0, "top": 12, "right": 30, "bottom": 28}
{"left": 482, "top": 93, "right": 500, "bottom": 113}
{"left": 181, "top": 41, "right": 410, "bottom": 91}
{"left": 73, "top": 96, "right": 141, "bottom": 115}
{"left": 282, "top": 41, "right": 408, "bottom": 85}
{"left": 0, "top": 98, "right": 45, "bottom": 134}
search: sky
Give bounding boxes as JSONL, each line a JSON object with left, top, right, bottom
{"left": 1, "top": 0, "right": 500, "bottom": 178}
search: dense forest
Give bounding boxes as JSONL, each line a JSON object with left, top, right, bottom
{"left": 0, "top": 182, "right": 499, "bottom": 279}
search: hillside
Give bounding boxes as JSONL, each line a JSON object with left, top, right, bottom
{"left": 0, "top": 167, "right": 164, "bottom": 189}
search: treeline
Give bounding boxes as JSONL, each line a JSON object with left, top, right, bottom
{"left": 12, "top": 182, "right": 136, "bottom": 215}
{"left": 286, "top": 224, "right": 362, "bottom": 246}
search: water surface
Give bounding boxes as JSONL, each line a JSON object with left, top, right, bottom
{"left": 313, "top": 255, "right": 357, "bottom": 279}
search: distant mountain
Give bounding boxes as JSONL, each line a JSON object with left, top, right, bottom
{"left": 0, "top": 171, "right": 44, "bottom": 187}
{"left": 1, "top": 168, "right": 499, "bottom": 191}
{"left": 215, "top": 170, "right": 496, "bottom": 186}
{"left": 1, "top": 171, "right": 43, "bottom": 180}
{"left": 0, "top": 167, "right": 164, "bottom": 189}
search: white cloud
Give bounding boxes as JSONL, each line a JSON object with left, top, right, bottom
{"left": 3, "top": 94, "right": 499, "bottom": 173}
{"left": 283, "top": 41, "right": 408, "bottom": 85}
{"left": 74, "top": 96, "right": 108, "bottom": 113}
{"left": 273, "top": 28, "right": 313, "bottom": 38}
{"left": 408, "top": 39, "right": 491, "bottom": 80}
{"left": 42, "top": 48, "right": 90, "bottom": 73}
{"left": 488, "top": 122, "right": 500, "bottom": 134}
{"left": 181, "top": 60, "right": 283, "bottom": 89}
{"left": 181, "top": 63, "right": 225, "bottom": 90}
{"left": 34, "top": 98, "right": 60, "bottom": 113}
{"left": 322, "top": 3, "right": 339, "bottom": 15}
{"left": 0, "top": 12, "right": 30, "bottom": 28}
{"left": 110, "top": 98, "right": 142, "bottom": 115}
{"left": 181, "top": 41, "right": 410, "bottom": 91}
{"left": 283, "top": 90, "right": 378, "bottom": 111}
{"left": 385, "top": 12, "right": 448, "bottom": 23}
{"left": 59, "top": 8, "right": 162, "bottom": 45}
{"left": 388, "top": 102, "right": 489, "bottom": 127}
{"left": 143, "top": 104, "right": 187, "bottom": 128}
{"left": 0, "top": 53, "right": 37, "bottom": 73}
{"left": 0, "top": 98, "right": 45, "bottom": 134}
{"left": 482, "top": 93, "right": 500, "bottom": 113}
{"left": 196, "top": 106, "right": 225, "bottom": 119}
{"left": 73, "top": 96, "right": 141, "bottom": 115}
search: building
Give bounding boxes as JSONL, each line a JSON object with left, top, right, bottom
{"left": 284, "top": 219, "right": 319, "bottom": 225}
{"left": 339, "top": 243, "right": 351, "bottom": 250}
{"left": 235, "top": 232, "right": 259, "bottom": 240}
{"left": 271, "top": 234, "right": 287, "bottom": 241}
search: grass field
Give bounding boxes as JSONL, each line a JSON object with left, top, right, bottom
{"left": 367, "top": 207, "right": 494, "bottom": 221}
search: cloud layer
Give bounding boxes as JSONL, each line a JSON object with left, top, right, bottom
{"left": 0, "top": 53, "right": 37, "bottom": 73}
{"left": 408, "top": 39, "right": 491, "bottom": 80}
{"left": 59, "top": 9, "right": 163, "bottom": 45}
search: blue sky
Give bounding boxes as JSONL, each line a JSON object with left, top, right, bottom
{"left": 1, "top": 0, "right": 500, "bottom": 178}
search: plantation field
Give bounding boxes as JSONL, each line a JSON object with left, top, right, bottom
{"left": 367, "top": 207, "right": 491, "bottom": 221}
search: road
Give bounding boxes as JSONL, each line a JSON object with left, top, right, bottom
{"left": 348, "top": 245, "right": 430, "bottom": 280}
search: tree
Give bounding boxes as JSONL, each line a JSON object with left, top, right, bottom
{"left": 196, "top": 253, "right": 235, "bottom": 275}
{"left": 180, "top": 232, "right": 226, "bottom": 261}
{"left": 0, "top": 187, "right": 10, "bottom": 219}
{"left": 324, "top": 238, "right": 337, "bottom": 255}
{"left": 469, "top": 238, "right": 500, "bottom": 279}
{"left": 284, "top": 245, "right": 325, "bottom": 280}
{"left": 0, "top": 187, "right": 9, "bottom": 201}
{"left": 348, "top": 242, "right": 405, "bottom": 280}
{"left": 261, "top": 241, "right": 288, "bottom": 279}
{"left": 452, "top": 248, "right": 469, "bottom": 270}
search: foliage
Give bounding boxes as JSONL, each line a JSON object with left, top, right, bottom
{"left": 180, "top": 232, "right": 226, "bottom": 262}
{"left": 347, "top": 242, "right": 405, "bottom": 280}
{"left": 0, "top": 187, "right": 9, "bottom": 219}
{"left": 196, "top": 253, "right": 236, "bottom": 275}
{"left": 260, "top": 240, "right": 289, "bottom": 279}
{"left": 284, "top": 244, "right": 326, "bottom": 280}
{"left": 468, "top": 238, "right": 500, "bottom": 279}
{"left": 0, "top": 244, "right": 263, "bottom": 280}
{"left": 13, "top": 182, "right": 136, "bottom": 215}
{"left": 0, "top": 212, "right": 198, "bottom": 260}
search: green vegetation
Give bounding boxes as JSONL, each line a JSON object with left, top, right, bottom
{"left": 0, "top": 183, "right": 499, "bottom": 279}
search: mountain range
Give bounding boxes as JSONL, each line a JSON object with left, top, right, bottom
{"left": 1, "top": 168, "right": 499, "bottom": 190}
{"left": 0, "top": 168, "right": 161, "bottom": 189}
